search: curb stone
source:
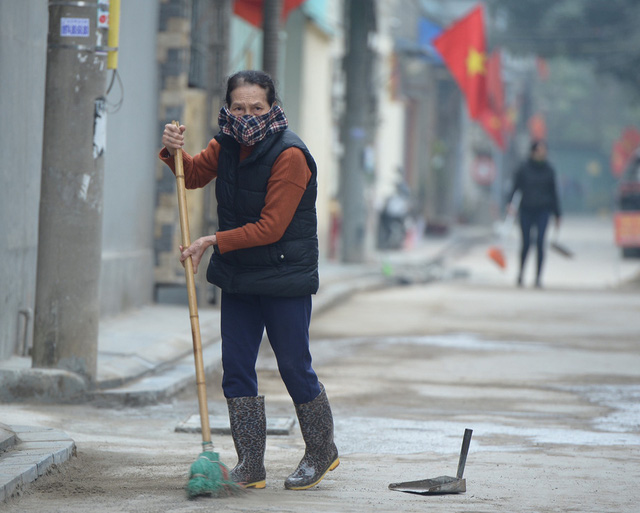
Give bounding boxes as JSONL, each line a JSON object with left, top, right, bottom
{"left": 0, "top": 425, "right": 75, "bottom": 503}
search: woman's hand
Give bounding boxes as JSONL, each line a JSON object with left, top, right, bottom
{"left": 162, "top": 123, "right": 186, "bottom": 156}
{"left": 179, "top": 235, "right": 217, "bottom": 274}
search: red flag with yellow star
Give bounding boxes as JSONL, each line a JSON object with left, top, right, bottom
{"left": 433, "top": 4, "right": 487, "bottom": 120}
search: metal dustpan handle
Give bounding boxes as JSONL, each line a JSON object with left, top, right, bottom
{"left": 456, "top": 428, "right": 473, "bottom": 479}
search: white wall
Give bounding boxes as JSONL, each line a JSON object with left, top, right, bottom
{"left": 100, "top": 0, "right": 160, "bottom": 316}
{"left": 0, "top": 0, "right": 48, "bottom": 359}
{"left": 298, "top": 21, "right": 338, "bottom": 260}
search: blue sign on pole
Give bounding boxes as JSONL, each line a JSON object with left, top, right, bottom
{"left": 60, "top": 18, "right": 90, "bottom": 38}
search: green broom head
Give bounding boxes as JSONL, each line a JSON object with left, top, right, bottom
{"left": 186, "top": 445, "right": 244, "bottom": 499}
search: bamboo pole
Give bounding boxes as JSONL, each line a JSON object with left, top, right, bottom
{"left": 172, "top": 121, "right": 212, "bottom": 447}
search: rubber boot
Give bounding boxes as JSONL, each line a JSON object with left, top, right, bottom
{"left": 227, "top": 395, "right": 267, "bottom": 489}
{"left": 285, "top": 384, "right": 340, "bottom": 490}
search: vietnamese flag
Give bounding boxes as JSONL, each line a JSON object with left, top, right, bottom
{"left": 433, "top": 4, "right": 487, "bottom": 120}
{"left": 234, "top": 0, "right": 306, "bottom": 28}
{"left": 479, "top": 50, "right": 506, "bottom": 149}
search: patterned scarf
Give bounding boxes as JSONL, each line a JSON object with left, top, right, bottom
{"left": 218, "top": 104, "right": 288, "bottom": 146}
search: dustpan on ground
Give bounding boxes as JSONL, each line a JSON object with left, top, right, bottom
{"left": 389, "top": 428, "right": 473, "bottom": 495}
{"left": 550, "top": 240, "right": 573, "bottom": 258}
{"left": 550, "top": 227, "right": 573, "bottom": 258}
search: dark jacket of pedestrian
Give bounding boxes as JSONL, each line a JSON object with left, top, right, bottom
{"left": 510, "top": 158, "right": 561, "bottom": 218}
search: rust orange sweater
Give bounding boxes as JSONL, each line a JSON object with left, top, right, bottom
{"left": 159, "top": 139, "right": 312, "bottom": 254}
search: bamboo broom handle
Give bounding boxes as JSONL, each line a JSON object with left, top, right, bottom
{"left": 172, "top": 121, "right": 212, "bottom": 446}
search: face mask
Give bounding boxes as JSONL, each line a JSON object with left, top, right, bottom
{"left": 218, "top": 104, "right": 288, "bottom": 146}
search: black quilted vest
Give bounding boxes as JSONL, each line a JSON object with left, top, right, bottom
{"left": 206, "top": 129, "right": 319, "bottom": 297}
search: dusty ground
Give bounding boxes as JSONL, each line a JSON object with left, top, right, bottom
{"left": 3, "top": 278, "right": 640, "bottom": 512}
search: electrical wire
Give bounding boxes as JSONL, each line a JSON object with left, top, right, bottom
{"left": 105, "top": 69, "right": 124, "bottom": 113}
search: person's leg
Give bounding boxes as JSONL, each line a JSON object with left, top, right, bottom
{"left": 535, "top": 210, "right": 551, "bottom": 287}
{"left": 285, "top": 383, "right": 340, "bottom": 490}
{"left": 261, "top": 295, "right": 320, "bottom": 404}
{"left": 221, "top": 292, "right": 268, "bottom": 488}
{"left": 226, "top": 395, "right": 266, "bottom": 488}
{"left": 261, "top": 296, "right": 338, "bottom": 490}
{"left": 220, "top": 291, "right": 264, "bottom": 398}
{"left": 518, "top": 210, "right": 533, "bottom": 286}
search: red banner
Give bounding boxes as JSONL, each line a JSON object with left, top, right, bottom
{"left": 611, "top": 127, "right": 640, "bottom": 177}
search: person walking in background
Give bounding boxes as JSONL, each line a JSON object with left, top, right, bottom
{"left": 508, "top": 140, "right": 562, "bottom": 288}
{"left": 159, "top": 70, "right": 339, "bottom": 490}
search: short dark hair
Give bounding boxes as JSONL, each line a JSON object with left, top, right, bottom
{"left": 225, "top": 70, "right": 278, "bottom": 106}
{"left": 530, "top": 140, "right": 546, "bottom": 156}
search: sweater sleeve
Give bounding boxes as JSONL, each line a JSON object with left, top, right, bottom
{"left": 216, "top": 147, "right": 312, "bottom": 254}
{"left": 158, "top": 138, "right": 220, "bottom": 189}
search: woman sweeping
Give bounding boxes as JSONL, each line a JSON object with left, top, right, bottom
{"left": 159, "top": 70, "right": 339, "bottom": 490}
{"left": 508, "top": 140, "right": 562, "bottom": 288}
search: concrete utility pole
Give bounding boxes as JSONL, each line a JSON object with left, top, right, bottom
{"left": 262, "top": 0, "right": 282, "bottom": 80}
{"left": 340, "top": 0, "right": 375, "bottom": 263}
{"left": 32, "top": 1, "right": 110, "bottom": 382}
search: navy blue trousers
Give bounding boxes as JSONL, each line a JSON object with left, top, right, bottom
{"left": 220, "top": 291, "right": 321, "bottom": 404}
{"left": 519, "top": 208, "right": 550, "bottom": 281}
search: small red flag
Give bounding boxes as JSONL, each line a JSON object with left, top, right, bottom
{"left": 234, "top": 0, "right": 306, "bottom": 28}
{"left": 528, "top": 114, "right": 547, "bottom": 141}
{"left": 536, "top": 57, "right": 550, "bottom": 81}
{"left": 478, "top": 50, "right": 506, "bottom": 149}
{"left": 485, "top": 50, "right": 504, "bottom": 114}
{"left": 433, "top": 4, "right": 488, "bottom": 120}
{"left": 479, "top": 110, "right": 505, "bottom": 149}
